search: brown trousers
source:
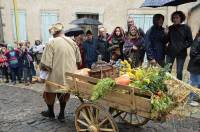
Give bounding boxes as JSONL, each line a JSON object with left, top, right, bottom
{"left": 43, "top": 92, "right": 70, "bottom": 105}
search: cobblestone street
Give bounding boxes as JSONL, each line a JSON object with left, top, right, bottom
{"left": 0, "top": 84, "right": 200, "bottom": 132}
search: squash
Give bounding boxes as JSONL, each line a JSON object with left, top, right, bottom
{"left": 115, "top": 75, "right": 131, "bottom": 85}
{"left": 75, "top": 68, "right": 90, "bottom": 76}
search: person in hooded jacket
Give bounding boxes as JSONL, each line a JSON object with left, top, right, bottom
{"left": 145, "top": 14, "right": 168, "bottom": 67}
{"left": 5, "top": 45, "right": 21, "bottom": 85}
{"left": 166, "top": 11, "right": 193, "bottom": 80}
{"left": 83, "top": 30, "right": 98, "bottom": 68}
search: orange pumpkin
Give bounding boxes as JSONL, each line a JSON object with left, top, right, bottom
{"left": 115, "top": 75, "right": 131, "bottom": 85}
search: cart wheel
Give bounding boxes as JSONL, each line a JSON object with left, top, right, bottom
{"left": 119, "top": 112, "right": 149, "bottom": 126}
{"left": 109, "top": 108, "right": 149, "bottom": 126}
{"left": 75, "top": 103, "right": 119, "bottom": 132}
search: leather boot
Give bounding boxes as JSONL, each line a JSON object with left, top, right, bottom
{"left": 41, "top": 105, "right": 55, "bottom": 119}
{"left": 58, "top": 103, "right": 66, "bottom": 122}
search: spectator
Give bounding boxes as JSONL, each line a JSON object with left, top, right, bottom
{"left": 83, "top": 30, "right": 98, "bottom": 68}
{"left": 187, "top": 28, "right": 200, "bottom": 106}
{"left": 17, "top": 41, "right": 24, "bottom": 79}
{"left": 166, "top": 11, "right": 193, "bottom": 80}
{"left": 31, "top": 40, "right": 44, "bottom": 65}
{"left": 96, "top": 27, "right": 110, "bottom": 62}
{"left": 107, "top": 27, "right": 125, "bottom": 62}
{"left": 127, "top": 17, "right": 145, "bottom": 38}
{"left": 0, "top": 47, "right": 9, "bottom": 83}
{"left": 21, "top": 45, "right": 34, "bottom": 86}
{"left": 5, "top": 44, "right": 21, "bottom": 85}
{"left": 74, "top": 33, "right": 85, "bottom": 69}
{"left": 145, "top": 14, "right": 168, "bottom": 67}
{"left": 123, "top": 25, "right": 144, "bottom": 68}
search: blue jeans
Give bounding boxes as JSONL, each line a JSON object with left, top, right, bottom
{"left": 23, "top": 67, "right": 32, "bottom": 83}
{"left": 166, "top": 55, "right": 186, "bottom": 80}
{"left": 32, "top": 66, "right": 36, "bottom": 76}
{"left": 189, "top": 73, "right": 200, "bottom": 101}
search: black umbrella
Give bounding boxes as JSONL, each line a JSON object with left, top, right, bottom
{"left": 142, "top": 0, "right": 197, "bottom": 7}
{"left": 64, "top": 27, "right": 84, "bottom": 37}
{"left": 164, "top": 0, "right": 197, "bottom": 6}
{"left": 70, "top": 18, "right": 102, "bottom": 25}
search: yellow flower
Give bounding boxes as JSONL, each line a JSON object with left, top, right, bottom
{"left": 143, "top": 78, "right": 150, "bottom": 84}
{"left": 124, "top": 60, "right": 129, "bottom": 64}
{"left": 135, "top": 69, "right": 143, "bottom": 80}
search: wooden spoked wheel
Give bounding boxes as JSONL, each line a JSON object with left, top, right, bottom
{"left": 119, "top": 112, "right": 149, "bottom": 126}
{"left": 75, "top": 103, "right": 119, "bottom": 132}
{"left": 110, "top": 108, "right": 149, "bottom": 126}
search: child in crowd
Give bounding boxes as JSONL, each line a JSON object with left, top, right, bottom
{"left": 5, "top": 44, "right": 21, "bottom": 85}
{"left": 21, "top": 45, "right": 34, "bottom": 86}
{"left": 0, "top": 47, "right": 9, "bottom": 83}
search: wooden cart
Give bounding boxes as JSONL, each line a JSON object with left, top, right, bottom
{"left": 46, "top": 72, "right": 153, "bottom": 132}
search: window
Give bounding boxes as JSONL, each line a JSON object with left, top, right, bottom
{"left": 12, "top": 10, "right": 27, "bottom": 41}
{"left": 129, "top": 14, "right": 153, "bottom": 33}
{"left": 77, "top": 13, "right": 99, "bottom": 20}
{"left": 41, "top": 11, "right": 58, "bottom": 43}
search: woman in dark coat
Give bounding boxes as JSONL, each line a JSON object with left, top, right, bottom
{"left": 107, "top": 27, "right": 125, "bottom": 62}
{"left": 187, "top": 29, "right": 200, "bottom": 106}
{"left": 166, "top": 11, "right": 193, "bottom": 80}
{"left": 123, "top": 25, "right": 144, "bottom": 68}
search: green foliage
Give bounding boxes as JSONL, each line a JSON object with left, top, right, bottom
{"left": 130, "top": 65, "right": 171, "bottom": 94}
{"left": 91, "top": 78, "right": 116, "bottom": 101}
{"left": 151, "top": 95, "right": 173, "bottom": 112}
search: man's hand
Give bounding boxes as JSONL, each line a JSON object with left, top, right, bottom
{"left": 132, "top": 45, "right": 138, "bottom": 50}
{"left": 164, "top": 25, "right": 169, "bottom": 34}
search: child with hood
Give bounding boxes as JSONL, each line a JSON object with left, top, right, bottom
{"left": 5, "top": 44, "right": 21, "bottom": 85}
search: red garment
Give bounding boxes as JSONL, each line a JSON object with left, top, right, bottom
{"left": 0, "top": 55, "right": 8, "bottom": 67}
{"left": 78, "top": 44, "right": 85, "bottom": 69}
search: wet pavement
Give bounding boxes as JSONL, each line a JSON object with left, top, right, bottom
{"left": 0, "top": 84, "right": 199, "bottom": 132}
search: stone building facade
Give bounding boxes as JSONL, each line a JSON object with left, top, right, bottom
{"left": 0, "top": 0, "right": 199, "bottom": 44}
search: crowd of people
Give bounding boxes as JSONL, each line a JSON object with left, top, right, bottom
{"left": 75, "top": 11, "right": 196, "bottom": 81}
{"left": 0, "top": 10, "right": 200, "bottom": 108}
{"left": 73, "top": 11, "right": 200, "bottom": 105}
{"left": 0, "top": 40, "right": 45, "bottom": 85}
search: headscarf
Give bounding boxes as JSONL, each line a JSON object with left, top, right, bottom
{"left": 7, "top": 44, "right": 14, "bottom": 51}
{"left": 128, "top": 25, "right": 140, "bottom": 40}
{"left": 107, "top": 27, "right": 125, "bottom": 43}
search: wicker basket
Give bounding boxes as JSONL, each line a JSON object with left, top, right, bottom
{"left": 88, "top": 62, "right": 117, "bottom": 79}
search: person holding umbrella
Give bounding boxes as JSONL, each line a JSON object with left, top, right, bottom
{"left": 166, "top": 11, "right": 193, "bottom": 80}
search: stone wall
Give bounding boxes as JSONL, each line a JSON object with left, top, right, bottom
{"left": 0, "top": 0, "right": 199, "bottom": 44}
